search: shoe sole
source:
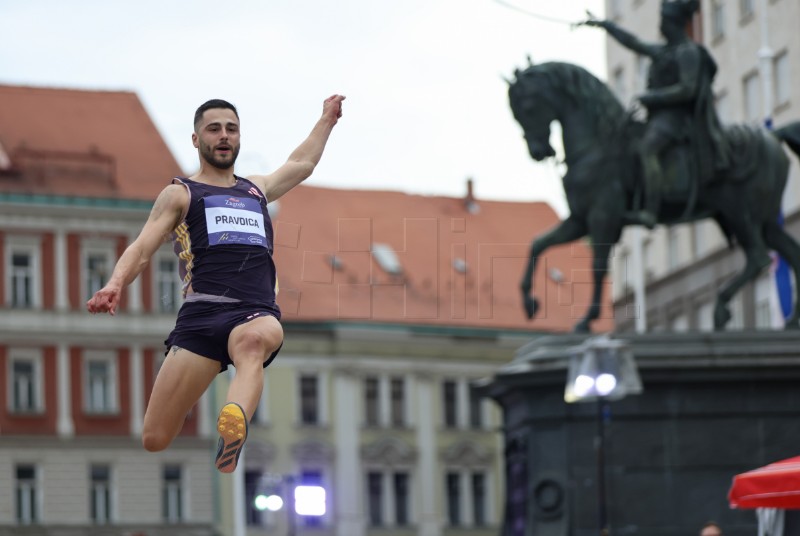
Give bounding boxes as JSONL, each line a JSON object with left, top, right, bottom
{"left": 215, "top": 402, "right": 248, "bottom": 473}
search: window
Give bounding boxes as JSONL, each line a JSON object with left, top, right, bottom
{"left": 472, "top": 472, "right": 487, "bottom": 526}
{"left": 743, "top": 72, "right": 761, "bottom": 124}
{"left": 390, "top": 377, "right": 405, "bottom": 427}
{"left": 711, "top": 1, "right": 725, "bottom": 40}
{"left": 10, "top": 350, "right": 42, "bottom": 413}
{"left": 446, "top": 472, "right": 461, "bottom": 526}
{"left": 774, "top": 51, "right": 790, "bottom": 108}
{"left": 364, "top": 377, "right": 379, "bottom": 426}
{"left": 5, "top": 238, "right": 40, "bottom": 309}
{"left": 299, "top": 374, "right": 319, "bottom": 425}
{"left": 443, "top": 380, "right": 458, "bottom": 428}
{"left": 90, "top": 464, "right": 112, "bottom": 524}
{"left": 739, "top": 0, "right": 754, "bottom": 18}
{"left": 155, "top": 255, "right": 181, "bottom": 313}
{"left": 162, "top": 465, "right": 183, "bottom": 523}
{"left": 85, "top": 252, "right": 111, "bottom": 302}
{"left": 84, "top": 352, "right": 117, "bottom": 414}
{"left": 394, "top": 472, "right": 410, "bottom": 526}
{"left": 469, "top": 385, "right": 483, "bottom": 429}
{"left": 367, "top": 470, "right": 411, "bottom": 527}
{"left": 367, "top": 472, "right": 383, "bottom": 526}
{"left": 363, "top": 376, "right": 405, "bottom": 428}
{"left": 15, "top": 464, "right": 38, "bottom": 524}
{"left": 10, "top": 252, "right": 34, "bottom": 308}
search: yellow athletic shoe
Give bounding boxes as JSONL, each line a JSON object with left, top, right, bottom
{"left": 215, "top": 402, "right": 248, "bottom": 473}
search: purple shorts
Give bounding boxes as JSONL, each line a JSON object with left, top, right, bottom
{"left": 164, "top": 300, "right": 282, "bottom": 373}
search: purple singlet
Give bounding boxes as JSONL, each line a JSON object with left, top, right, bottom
{"left": 171, "top": 176, "right": 279, "bottom": 308}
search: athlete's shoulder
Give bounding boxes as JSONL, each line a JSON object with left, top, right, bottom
{"left": 153, "top": 181, "right": 190, "bottom": 214}
{"left": 237, "top": 175, "right": 268, "bottom": 202}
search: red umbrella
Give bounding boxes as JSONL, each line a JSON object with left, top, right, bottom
{"left": 729, "top": 456, "right": 800, "bottom": 509}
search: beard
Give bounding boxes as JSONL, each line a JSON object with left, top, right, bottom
{"left": 199, "top": 141, "right": 240, "bottom": 170}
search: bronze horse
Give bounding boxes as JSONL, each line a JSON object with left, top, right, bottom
{"left": 509, "top": 61, "right": 800, "bottom": 333}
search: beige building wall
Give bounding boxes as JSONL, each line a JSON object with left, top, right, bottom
{"left": 212, "top": 325, "right": 522, "bottom": 536}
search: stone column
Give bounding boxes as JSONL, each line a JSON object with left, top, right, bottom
{"left": 54, "top": 230, "right": 68, "bottom": 311}
{"left": 56, "top": 344, "right": 73, "bottom": 437}
{"left": 415, "top": 374, "right": 441, "bottom": 536}
{"left": 334, "top": 369, "right": 365, "bottom": 536}
{"left": 129, "top": 345, "right": 143, "bottom": 436}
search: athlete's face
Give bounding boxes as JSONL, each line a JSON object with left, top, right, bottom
{"left": 193, "top": 108, "right": 241, "bottom": 170}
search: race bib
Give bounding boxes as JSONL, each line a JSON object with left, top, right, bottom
{"left": 204, "top": 195, "right": 267, "bottom": 247}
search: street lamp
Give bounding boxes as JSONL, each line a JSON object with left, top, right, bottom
{"left": 565, "top": 335, "right": 642, "bottom": 536}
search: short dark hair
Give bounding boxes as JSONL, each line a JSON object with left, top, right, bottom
{"left": 193, "top": 99, "right": 239, "bottom": 131}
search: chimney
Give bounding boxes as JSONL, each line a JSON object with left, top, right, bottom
{"left": 464, "top": 177, "right": 480, "bottom": 214}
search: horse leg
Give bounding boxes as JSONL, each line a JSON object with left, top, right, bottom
{"left": 763, "top": 221, "right": 800, "bottom": 329}
{"left": 574, "top": 241, "right": 613, "bottom": 333}
{"left": 713, "top": 219, "right": 772, "bottom": 330}
{"left": 521, "top": 216, "right": 587, "bottom": 319}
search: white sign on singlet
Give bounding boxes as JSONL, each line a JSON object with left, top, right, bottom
{"left": 204, "top": 195, "right": 267, "bottom": 247}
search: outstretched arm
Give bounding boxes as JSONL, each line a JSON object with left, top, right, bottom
{"left": 249, "top": 94, "right": 345, "bottom": 202}
{"left": 581, "top": 17, "right": 659, "bottom": 57}
{"left": 86, "top": 184, "right": 187, "bottom": 315}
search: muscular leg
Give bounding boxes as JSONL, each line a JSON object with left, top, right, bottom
{"left": 142, "top": 347, "right": 221, "bottom": 452}
{"left": 225, "top": 315, "right": 284, "bottom": 421}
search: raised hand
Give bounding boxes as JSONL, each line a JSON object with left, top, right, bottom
{"left": 577, "top": 10, "right": 607, "bottom": 29}
{"left": 323, "top": 94, "right": 345, "bottom": 123}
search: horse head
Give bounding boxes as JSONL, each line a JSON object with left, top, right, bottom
{"left": 507, "top": 66, "right": 558, "bottom": 161}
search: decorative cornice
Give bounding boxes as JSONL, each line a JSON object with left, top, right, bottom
{"left": 440, "top": 439, "right": 493, "bottom": 467}
{"left": 291, "top": 439, "right": 335, "bottom": 463}
{"left": 361, "top": 436, "right": 418, "bottom": 465}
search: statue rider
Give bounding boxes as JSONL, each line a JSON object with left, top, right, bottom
{"left": 583, "top": 0, "right": 730, "bottom": 229}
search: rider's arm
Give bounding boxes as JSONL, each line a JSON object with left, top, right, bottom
{"left": 638, "top": 45, "right": 702, "bottom": 107}
{"left": 594, "top": 20, "right": 659, "bottom": 57}
{"left": 248, "top": 95, "right": 345, "bottom": 203}
{"left": 86, "top": 184, "right": 187, "bottom": 315}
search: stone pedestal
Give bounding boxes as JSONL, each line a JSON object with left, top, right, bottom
{"left": 477, "top": 331, "right": 800, "bottom": 536}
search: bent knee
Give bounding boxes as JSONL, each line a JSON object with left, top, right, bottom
{"left": 142, "top": 431, "right": 171, "bottom": 452}
{"left": 234, "top": 324, "right": 283, "bottom": 356}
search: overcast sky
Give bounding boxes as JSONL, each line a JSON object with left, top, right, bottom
{"left": 1, "top": 0, "right": 606, "bottom": 217}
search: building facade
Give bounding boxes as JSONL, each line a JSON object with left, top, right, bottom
{"left": 604, "top": 0, "right": 800, "bottom": 331}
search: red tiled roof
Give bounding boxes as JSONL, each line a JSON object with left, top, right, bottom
{"left": 273, "top": 185, "right": 613, "bottom": 333}
{"left": 0, "top": 84, "right": 182, "bottom": 200}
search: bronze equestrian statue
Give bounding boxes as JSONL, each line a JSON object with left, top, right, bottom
{"left": 584, "top": 0, "right": 729, "bottom": 230}
{"left": 509, "top": 2, "right": 800, "bottom": 333}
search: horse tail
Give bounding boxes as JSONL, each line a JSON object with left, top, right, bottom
{"left": 773, "top": 121, "right": 800, "bottom": 159}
